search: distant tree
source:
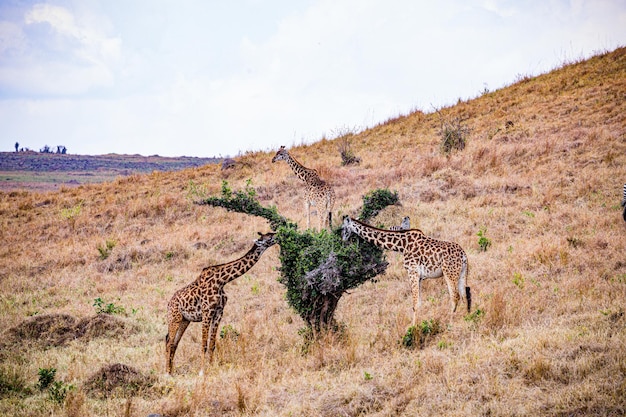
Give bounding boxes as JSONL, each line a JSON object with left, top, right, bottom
{"left": 56, "top": 146, "right": 67, "bottom": 154}
{"left": 40, "top": 145, "right": 51, "bottom": 153}
{"left": 14, "top": 142, "right": 19, "bottom": 152}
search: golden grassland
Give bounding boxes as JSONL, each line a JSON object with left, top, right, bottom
{"left": 1, "top": 47, "right": 625, "bottom": 416}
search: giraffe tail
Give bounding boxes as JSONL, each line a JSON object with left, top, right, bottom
{"left": 328, "top": 210, "right": 333, "bottom": 228}
{"left": 458, "top": 253, "right": 471, "bottom": 313}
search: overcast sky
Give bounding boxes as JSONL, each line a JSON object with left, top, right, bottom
{"left": 0, "top": 1, "right": 624, "bottom": 157}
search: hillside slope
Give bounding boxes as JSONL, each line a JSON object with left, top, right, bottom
{"left": 0, "top": 47, "right": 625, "bottom": 416}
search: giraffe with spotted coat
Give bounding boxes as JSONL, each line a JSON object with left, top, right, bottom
{"left": 342, "top": 216, "right": 470, "bottom": 326}
{"left": 165, "top": 232, "right": 276, "bottom": 374}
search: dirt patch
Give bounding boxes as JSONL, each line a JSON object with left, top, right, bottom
{"left": 84, "top": 363, "right": 155, "bottom": 399}
{"left": 4, "top": 313, "right": 136, "bottom": 349}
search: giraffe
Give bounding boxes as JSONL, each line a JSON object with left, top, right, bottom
{"left": 165, "top": 232, "right": 276, "bottom": 374}
{"left": 272, "top": 146, "right": 335, "bottom": 230}
{"left": 390, "top": 216, "right": 411, "bottom": 231}
{"left": 341, "top": 216, "right": 470, "bottom": 326}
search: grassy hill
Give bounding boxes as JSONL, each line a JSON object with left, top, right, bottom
{"left": 1, "top": 47, "right": 624, "bottom": 416}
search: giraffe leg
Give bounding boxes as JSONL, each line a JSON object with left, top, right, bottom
{"left": 200, "top": 314, "right": 213, "bottom": 376}
{"left": 208, "top": 293, "right": 227, "bottom": 364}
{"left": 443, "top": 271, "right": 461, "bottom": 314}
{"left": 165, "top": 316, "right": 190, "bottom": 374}
{"left": 408, "top": 271, "right": 422, "bottom": 327}
{"left": 305, "top": 199, "right": 311, "bottom": 230}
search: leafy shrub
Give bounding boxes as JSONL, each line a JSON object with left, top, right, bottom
{"left": 93, "top": 297, "right": 126, "bottom": 315}
{"left": 97, "top": 239, "right": 116, "bottom": 260}
{"left": 359, "top": 189, "right": 399, "bottom": 221}
{"left": 37, "top": 367, "right": 56, "bottom": 390}
{"left": 48, "top": 380, "right": 74, "bottom": 404}
{"left": 197, "top": 181, "right": 393, "bottom": 333}
{"left": 477, "top": 227, "right": 492, "bottom": 252}
{"left": 220, "top": 325, "right": 240, "bottom": 340}
{"left": 401, "top": 319, "right": 442, "bottom": 349}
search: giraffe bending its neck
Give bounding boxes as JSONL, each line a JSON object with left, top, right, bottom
{"left": 342, "top": 216, "right": 470, "bottom": 326}
{"left": 165, "top": 232, "right": 276, "bottom": 375}
{"left": 272, "top": 146, "right": 335, "bottom": 230}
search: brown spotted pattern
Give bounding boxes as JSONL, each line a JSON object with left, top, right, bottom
{"left": 272, "top": 146, "right": 335, "bottom": 230}
{"left": 165, "top": 232, "right": 276, "bottom": 374}
{"left": 342, "top": 216, "right": 470, "bottom": 325}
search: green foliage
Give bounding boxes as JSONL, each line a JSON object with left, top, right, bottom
{"left": 401, "top": 319, "right": 442, "bottom": 349}
{"left": 97, "top": 239, "right": 116, "bottom": 260}
{"left": 359, "top": 189, "right": 399, "bottom": 221}
{"left": 220, "top": 324, "right": 240, "bottom": 340}
{"left": 512, "top": 272, "right": 525, "bottom": 289}
{"left": 276, "top": 226, "right": 387, "bottom": 330}
{"left": 60, "top": 201, "right": 83, "bottom": 221}
{"left": 93, "top": 297, "right": 126, "bottom": 315}
{"left": 37, "top": 367, "right": 56, "bottom": 391}
{"left": 401, "top": 325, "right": 418, "bottom": 348}
{"left": 477, "top": 227, "right": 492, "bottom": 252}
{"left": 464, "top": 308, "right": 484, "bottom": 324}
{"left": 199, "top": 181, "right": 392, "bottom": 332}
{"left": 48, "top": 380, "right": 74, "bottom": 404}
{"left": 197, "top": 180, "right": 295, "bottom": 231}
{"left": 363, "top": 371, "right": 373, "bottom": 381}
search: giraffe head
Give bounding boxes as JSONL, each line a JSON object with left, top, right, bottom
{"left": 271, "top": 146, "right": 288, "bottom": 163}
{"left": 341, "top": 215, "right": 356, "bottom": 241}
{"left": 254, "top": 231, "right": 277, "bottom": 251}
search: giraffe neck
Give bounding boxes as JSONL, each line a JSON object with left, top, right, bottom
{"left": 351, "top": 218, "right": 416, "bottom": 253}
{"left": 204, "top": 245, "right": 265, "bottom": 287}
{"left": 285, "top": 153, "right": 320, "bottom": 185}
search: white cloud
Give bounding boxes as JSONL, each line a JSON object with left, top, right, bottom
{"left": 0, "top": 0, "right": 625, "bottom": 157}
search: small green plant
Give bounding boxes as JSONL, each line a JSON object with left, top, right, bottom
{"left": 37, "top": 367, "right": 56, "bottom": 391}
{"left": 464, "top": 308, "right": 484, "bottom": 324}
{"left": 401, "top": 319, "right": 442, "bottom": 349}
{"left": 477, "top": 227, "right": 492, "bottom": 252}
{"left": 60, "top": 201, "right": 83, "bottom": 229}
{"left": 437, "top": 340, "right": 450, "bottom": 350}
{"left": 251, "top": 282, "right": 260, "bottom": 295}
{"left": 93, "top": 297, "right": 126, "bottom": 315}
{"left": 48, "top": 380, "right": 74, "bottom": 404}
{"left": 97, "top": 239, "right": 116, "bottom": 260}
{"left": 165, "top": 251, "right": 175, "bottom": 260}
{"left": 512, "top": 272, "right": 525, "bottom": 289}
{"left": 363, "top": 371, "right": 373, "bottom": 381}
{"left": 220, "top": 324, "right": 240, "bottom": 340}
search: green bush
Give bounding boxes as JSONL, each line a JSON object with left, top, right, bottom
{"left": 37, "top": 367, "right": 56, "bottom": 391}
{"left": 197, "top": 181, "right": 393, "bottom": 333}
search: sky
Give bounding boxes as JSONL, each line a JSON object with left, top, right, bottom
{"left": 0, "top": 1, "right": 625, "bottom": 158}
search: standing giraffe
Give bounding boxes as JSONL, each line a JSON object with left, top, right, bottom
{"left": 341, "top": 216, "right": 470, "bottom": 326}
{"left": 165, "top": 232, "right": 276, "bottom": 374}
{"left": 272, "top": 146, "right": 335, "bottom": 230}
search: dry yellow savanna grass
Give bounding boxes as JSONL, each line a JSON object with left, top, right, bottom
{"left": 1, "top": 47, "right": 625, "bottom": 416}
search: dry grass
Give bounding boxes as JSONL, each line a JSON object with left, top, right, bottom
{"left": 1, "top": 47, "right": 625, "bottom": 416}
